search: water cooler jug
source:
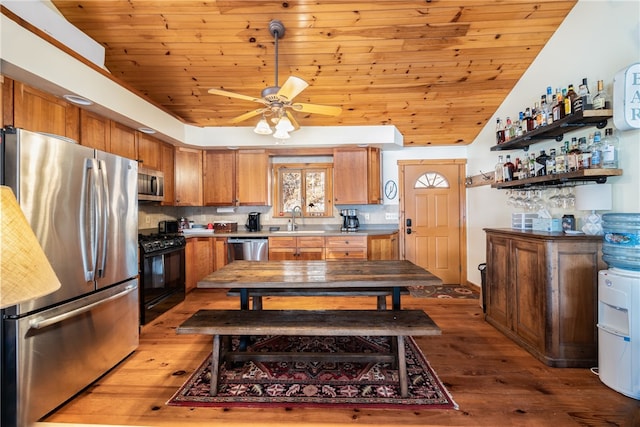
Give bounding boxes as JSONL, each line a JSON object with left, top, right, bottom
{"left": 597, "top": 268, "right": 640, "bottom": 399}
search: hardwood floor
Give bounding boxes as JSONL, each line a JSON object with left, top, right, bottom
{"left": 43, "top": 289, "right": 639, "bottom": 427}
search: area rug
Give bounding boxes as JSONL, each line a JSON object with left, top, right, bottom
{"left": 409, "top": 284, "right": 479, "bottom": 299}
{"left": 167, "top": 335, "right": 457, "bottom": 410}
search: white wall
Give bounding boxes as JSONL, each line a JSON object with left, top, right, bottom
{"left": 466, "top": 0, "right": 640, "bottom": 286}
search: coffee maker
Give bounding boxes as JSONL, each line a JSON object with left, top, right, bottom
{"left": 246, "top": 212, "right": 261, "bottom": 232}
{"left": 340, "top": 209, "right": 360, "bottom": 232}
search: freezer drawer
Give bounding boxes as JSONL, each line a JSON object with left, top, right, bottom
{"left": 2, "top": 280, "right": 139, "bottom": 426}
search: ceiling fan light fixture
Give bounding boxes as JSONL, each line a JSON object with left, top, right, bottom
{"left": 275, "top": 115, "right": 294, "bottom": 132}
{"left": 254, "top": 117, "right": 273, "bottom": 135}
{"left": 273, "top": 128, "right": 290, "bottom": 139}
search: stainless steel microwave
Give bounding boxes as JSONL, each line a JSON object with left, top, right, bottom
{"left": 138, "top": 167, "right": 164, "bottom": 201}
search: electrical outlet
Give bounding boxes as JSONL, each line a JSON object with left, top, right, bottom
{"left": 363, "top": 213, "right": 370, "bottom": 221}
{"left": 385, "top": 212, "right": 399, "bottom": 220}
{"left": 145, "top": 215, "right": 151, "bottom": 224}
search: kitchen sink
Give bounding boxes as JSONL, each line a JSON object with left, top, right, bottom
{"left": 272, "top": 230, "right": 327, "bottom": 234}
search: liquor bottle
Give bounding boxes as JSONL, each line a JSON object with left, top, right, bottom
{"left": 505, "top": 116, "right": 514, "bottom": 141}
{"left": 567, "top": 137, "right": 581, "bottom": 172}
{"left": 556, "top": 88, "right": 566, "bottom": 120}
{"left": 545, "top": 87, "right": 554, "bottom": 125}
{"left": 535, "top": 99, "right": 545, "bottom": 128}
{"left": 565, "top": 85, "right": 578, "bottom": 115}
{"left": 567, "top": 84, "right": 582, "bottom": 114}
{"left": 590, "top": 131, "right": 603, "bottom": 168}
{"left": 602, "top": 128, "right": 619, "bottom": 168}
{"left": 578, "top": 137, "right": 591, "bottom": 169}
{"left": 546, "top": 148, "right": 556, "bottom": 175}
{"left": 495, "top": 118, "right": 505, "bottom": 144}
{"left": 528, "top": 152, "right": 536, "bottom": 177}
{"left": 578, "top": 78, "right": 592, "bottom": 109}
{"left": 516, "top": 112, "right": 525, "bottom": 137}
{"left": 495, "top": 155, "right": 505, "bottom": 183}
{"left": 524, "top": 107, "right": 535, "bottom": 132}
{"left": 555, "top": 146, "right": 566, "bottom": 173}
{"left": 514, "top": 157, "right": 523, "bottom": 180}
{"left": 503, "top": 154, "right": 515, "bottom": 181}
{"left": 535, "top": 150, "right": 549, "bottom": 176}
{"left": 592, "top": 80, "right": 607, "bottom": 110}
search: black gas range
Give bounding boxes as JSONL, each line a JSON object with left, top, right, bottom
{"left": 138, "top": 233, "right": 186, "bottom": 324}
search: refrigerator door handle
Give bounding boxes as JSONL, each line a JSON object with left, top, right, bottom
{"left": 96, "top": 160, "right": 110, "bottom": 278}
{"left": 79, "top": 158, "right": 99, "bottom": 282}
{"left": 28, "top": 285, "right": 137, "bottom": 330}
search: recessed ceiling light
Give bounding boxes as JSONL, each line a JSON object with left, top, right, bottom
{"left": 137, "top": 127, "right": 156, "bottom": 134}
{"left": 62, "top": 94, "right": 93, "bottom": 106}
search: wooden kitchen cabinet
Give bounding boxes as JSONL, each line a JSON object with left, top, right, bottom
{"left": 79, "top": 109, "right": 109, "bottom": 151}
{"left": 203, "top": 150, "right": 236, "bottom": 205}
{"left": 212, "top": 237, "right": 228, "bottom": 270}
{"left": 268, "top": 236, "right": 325, "bottom": 260}
{"left": 333, "top": 147, "right": 381, "bottom": 204}
{"left": 109, "top": 121, "right": 138, "bottom": 160}
{"left": 13, "top": 81, "right": 79, "bottom": 140}
{"left": 325, "top": 235, "right": 367, "bottom": 260}
{"left": 367, "top": 232, "right": 399, "bottom": 260}
{"left": 174, "top": 147, "right": 203, "bottom": 206}
{"left": 185, "top": 237, "right": 213, "bottom": 293}
{"left": 160, "top": 142, "right": 175, "bottom": 205}
{"left": 137, "top": 132, "right": 162, "bottom": 170}
{"left": 484, "top": 228, "right": 606, "bottom": 368}
{"left": 236, "top": 149, "right": 270, "bottom": 206}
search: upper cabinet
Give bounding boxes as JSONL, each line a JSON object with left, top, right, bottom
{"left": 333, "top": 147, "right": 381, "bottom": 204}
{"left": 109, "top": 121, "right": 138, "bottom": 160}
{"left": 160, "top": 142, "right": 175, "bottom": 205}
{"left": 12, "top": 81, "right": 79, "bottom": 140}
{"left": 203, "top": 150, "right": 236, "bottom": 206}
{"left": 174, "top": 147, "right": 203, "bottom": 206}
{"left": 80, "top": 109, "right": 110, "bottom": 151}
{"left": 137, "top": 132, "right": 162, "bottom": 170}
{"left": 236, "top": 149, "right": 270, "bottom": 206}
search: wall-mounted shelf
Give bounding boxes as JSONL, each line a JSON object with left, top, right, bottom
{"left": 492, "top": 168, "right": 622, "bottom": 189}
{"left": 490, "top": 109, "right": 612, "bottom": 152}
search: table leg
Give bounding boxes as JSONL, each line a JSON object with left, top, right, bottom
{"left": 240, "top": 288, "right": 249, "bottom": 310}
{"left": 396, "top": 335, "right": 408, "bottom": 398}
{"left": 392, "top": 286, "right": 401, "bottom": 310}
{"left": 210, "top": 334, "right": 221, "bottom": 396}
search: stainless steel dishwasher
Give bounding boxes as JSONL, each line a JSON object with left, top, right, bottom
{"left": 227, "top": 237, "right": 269, "bottom": 261}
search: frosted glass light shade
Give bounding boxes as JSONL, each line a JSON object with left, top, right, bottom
{"left": 253, "top": 118, "right": 273, "bottom": 135}
{"left": 1, "top": 186, "right": 61, "bottom": 308}
{"left": 275, "top": 116, "right": 295, "bottom": 132}
{"left": 575, "top": 184, "right": 612, "bottom": 211}
{"left": 273, "top": 128, "right": 290, "bottom": 139}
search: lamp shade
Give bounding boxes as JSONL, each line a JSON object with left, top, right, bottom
{"left": 1, "top": 186, "right": 61, "bottom": 308}
{"left": 574, "top": 183, "right": 613, "bottom": 211}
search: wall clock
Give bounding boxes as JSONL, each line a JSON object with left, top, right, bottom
{"left": 384, "top": 180, "right": 398, "bottom": 200}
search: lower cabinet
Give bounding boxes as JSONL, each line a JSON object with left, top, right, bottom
{"left": 367, "top": 232, "right": 399, "bottom": 260}
{"left": 484, "top": 228, "right": 606, "bottom": 368}
{"left": 185, "top": 237, "right": 228, "bottom": 292}
{"left": 325, "top": 235, "right": 367, "bottom": 259}
{"left": 268, "top": 236, "right": 325, "bottom": 260}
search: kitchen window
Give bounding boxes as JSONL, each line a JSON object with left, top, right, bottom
{"left": 273, "top": 163, "right": 333, "bottom": 217}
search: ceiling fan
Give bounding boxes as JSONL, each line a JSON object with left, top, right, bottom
{"left": 208, "top": 20, "right": 342, "bottom": 138}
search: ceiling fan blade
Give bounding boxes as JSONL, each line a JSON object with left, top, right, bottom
{"left": 229, "top": 108, "right": 265, "bottom": 124}
{"left": 208, "top": 88, "right": 265, "bottom": 104}
{"left": 291, "top": 102, "right": 342, "bottom": 116}
{"left": 285, "top": 111, "right": 300, "bottom": 131}
{"left": 277, "top": 76, "right": 309, "bottom": 101}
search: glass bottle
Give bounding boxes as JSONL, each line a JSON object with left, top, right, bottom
{"left": 505, "top": 116, "right": 514, "bottom": 141}
{"left": 567, "top": 84, "right": 581, "bottom": 114}
{"left": 546, "top": 148, "right": 556, "bottom": 175}
{"left": 525, "top": 107, "right": 535, "bottom": 132}
{"left": 602, "top": 128, "right": 619, "bottom": 168}
{"left": 557, "top": 88, "right": 566, "bottom": 120}
{"left": 495, "top": 155, "right": 505, "bottom": 183}
{"left": 516, "top": 112, "right": 525, "bottom": 137}
{"left": 578, "top": 78, "right": 592, "bottom": 109}
{"left": 592, "top": 80, "right": 607, "bottom": 110}
{"left": 555, "top": 146, "right": 566, "bottom": 173}
{"left": 503, "top": 154, "right": 515, "bottom": 181}
{"left": 578, "top": 137, "right": 591, "bottom": 169}
{"left": 590, "top": 131, "right": 603, "bottom": 168}
{"left": 536, "top": 96, "right": 547, "bottom": 127}
{"left": 567, "top": 137, "right": 581, "bottom": 172}
{"left": 535, "top": 150, "right": 549, "bottom": 176}
{"left": 528, "top": 152, "right": 536, "bottom": 177}
{"left": 495, "top": 118, "right": 505, "bottom": 144}
{"left": 545, "top": 87, "right": 554, "bottom": 125}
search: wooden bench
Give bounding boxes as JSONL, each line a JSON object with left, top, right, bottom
{"left": 176, "top": 309, "right": 441, "bottom": 398}
{"left": 226, "top": 287, "right": 410, "bottom": 310}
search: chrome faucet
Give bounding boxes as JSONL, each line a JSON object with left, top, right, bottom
{"left": 291, "top": 205, "right": 302, "bottom": 230}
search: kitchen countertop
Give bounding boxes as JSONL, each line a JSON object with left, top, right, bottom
{"left": 178, "top": 226, "right": 399, "bottom": 238}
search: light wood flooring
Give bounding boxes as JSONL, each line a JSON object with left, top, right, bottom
{"left": 43, "top": 289, "right": 640, "bottom": 427}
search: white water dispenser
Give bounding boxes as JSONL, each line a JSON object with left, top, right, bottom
{"left": 597, "top": 268, "right": 640, "bottom": 399}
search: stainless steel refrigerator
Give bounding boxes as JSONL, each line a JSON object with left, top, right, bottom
{"left": 1, "top": 128, "right": 139, "bottom": 426}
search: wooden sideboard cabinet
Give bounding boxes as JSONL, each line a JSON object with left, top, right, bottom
{"left": 484, "top": 228, "right": 606, "bottom": 368}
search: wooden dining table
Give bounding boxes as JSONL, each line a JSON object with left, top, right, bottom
{"left": 197, "top": 259, "right": 442, "bottom": 310}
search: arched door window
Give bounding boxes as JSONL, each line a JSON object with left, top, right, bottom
{"left": 414, "top": 172, "right": 450, "bottom": 189}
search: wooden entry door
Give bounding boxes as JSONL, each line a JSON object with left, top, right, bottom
{"left": 399, "top": 160, "right": 466, "bottom": 285}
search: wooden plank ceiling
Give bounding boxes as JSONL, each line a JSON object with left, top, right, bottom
{"left": 51, "top": 0, "right": 576, "bottom": 146}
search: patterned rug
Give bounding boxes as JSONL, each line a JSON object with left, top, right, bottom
{"left": 409, "top": 284, "right": 479, "bottom": 299}
{"left": 168, "top": 335, "right": 457, "bottom": 410}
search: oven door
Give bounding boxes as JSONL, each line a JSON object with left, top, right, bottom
{"left": 140, "top": 247, "right": 185, "bottom": 324}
